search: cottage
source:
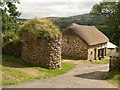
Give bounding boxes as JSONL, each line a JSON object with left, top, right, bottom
{"left": 62, "top": 23, "right": 109, "bottom": 60}
{"left": 107, "top": 42, "right": 117, "bottom": 55}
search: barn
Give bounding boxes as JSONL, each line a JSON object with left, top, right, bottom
{"left": 62, "top": 23, "right": 109, "bottom": 60}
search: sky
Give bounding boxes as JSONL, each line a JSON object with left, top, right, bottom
{"left": 17, "top": 0, "right": 103, "bottom": 19}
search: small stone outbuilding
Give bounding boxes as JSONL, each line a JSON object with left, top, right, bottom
{"left": 20, "top": 18, "right": 62, "bottom": 69}
{"left": 107, "top": 42, "right": 117, "bottom": 56}
{"left": 62, "top": 23, "right": 109, "bottom": 60}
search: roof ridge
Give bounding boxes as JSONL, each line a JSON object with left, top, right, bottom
{"left": 70, "top": 23, "right": 95, "bottom": 28}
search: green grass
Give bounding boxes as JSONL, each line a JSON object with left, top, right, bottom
{"left": 104, "top": 70, "right": 120, "bottom": 86}
{"left": 2, "top": 66, "right": 34, "bottom": 85}
{"left": 90, "top": 58, "right": 109, "bottom": 64}
{"left": 35, "top": 62, "right": 76, "bottom": 77}
{"left": 1, "top": 54, "right": 76, "bottom": 86}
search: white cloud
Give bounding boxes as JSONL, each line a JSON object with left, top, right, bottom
{"left": 17, "top": 0, "right": 102, "bottom": 19}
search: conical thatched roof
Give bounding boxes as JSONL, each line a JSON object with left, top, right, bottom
{"left": 63, "top": 23, "right": 109, "bottom": 46}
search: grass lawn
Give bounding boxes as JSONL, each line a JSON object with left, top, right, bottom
{"left": 1, "top": 54, "right": 76, "bottom": 86}
{"left": 90, "top": 58, "right": 109, "bottom": 64}
{"left": 104, "top": 70, "right": 120, "bottom": 86}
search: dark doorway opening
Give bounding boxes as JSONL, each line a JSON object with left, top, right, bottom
{"left": 94, "top": 48, "right": 96, "bottom": 60}
{"left": 98, "top": 49, "right": 104, "bottom": 60}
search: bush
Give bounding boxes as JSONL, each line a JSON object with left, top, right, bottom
{"left": 3, "top": 40, "right": 21, "bottom": 57}
{"left": 3, "top": 30, "right": 21, "bottom": 57}
{"left": 105, "top": 69, "right": 120, "bottom": 86}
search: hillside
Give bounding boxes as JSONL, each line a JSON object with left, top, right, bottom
{"left": 19, "top": 14, "right": 104, "bottom": 32}
{"left": 49, "top": 13, "right": 105, "bottom": 32}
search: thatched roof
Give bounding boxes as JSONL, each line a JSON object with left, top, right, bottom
{"left": 63, "top": 23, "right": 109, "bottom": 46}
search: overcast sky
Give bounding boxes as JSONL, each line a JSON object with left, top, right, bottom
{"left": 17, "top": 0, "right": 103, "bottom": 19}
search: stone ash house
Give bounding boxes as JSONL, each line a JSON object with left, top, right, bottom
{"left": 62, "top": 23, "right": 109, "bottom": 60}
{"left": 20, "top": 19, "right": 62, "bottom": 69}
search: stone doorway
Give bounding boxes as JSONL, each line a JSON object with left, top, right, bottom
{"left": 98, "top": 49, "right": 104, "bottom": 60}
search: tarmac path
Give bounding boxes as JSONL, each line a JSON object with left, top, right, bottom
{"left": 3, "top": 64, "right": 117, "bottom": 88}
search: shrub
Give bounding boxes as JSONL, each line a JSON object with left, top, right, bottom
{"left": 3, "top": 30, "right": 21, "bottom": 57}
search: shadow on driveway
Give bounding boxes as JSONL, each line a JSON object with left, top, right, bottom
{"left": 74, "top": 71, "right": 108, "bottom": 80}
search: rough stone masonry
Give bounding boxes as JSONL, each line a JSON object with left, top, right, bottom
{"left": 21, "top": 34, "right": 62, "bottom": 69}
{"left": 20, "top": 18, "right": 62, "bottom": 69}
{"left": 109, "top": 53, "right": 120, "bottom": 71}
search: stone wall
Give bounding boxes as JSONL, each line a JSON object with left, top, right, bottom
{"left": 107, "top": 48, "right": 116, "bottom": 56}
{"left": 109, "top": 53, "right": 120, "bottom": 72}
{"left": 88, "top": 48, "right": 96, "bottom": 60}
{"left": 88, "top": 43, "right": 107, "bottom": 60}
{"left": 62, "top": 35, "right": 107, "bottom": 60}
{"left": 21, "top": 33, "right": 62, "bottom": 69}
{"left": 62, "top": 35, "right": 88, "bottom": 59}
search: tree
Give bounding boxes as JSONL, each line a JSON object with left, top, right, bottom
{"left": 90, "top": 1, "right": 120, "bottom": 46}
{"left": 1, "top": 0, "right": 21, "bottom": 33}
{"left": 0, "top": 0, "right": 21, "bottom": 47}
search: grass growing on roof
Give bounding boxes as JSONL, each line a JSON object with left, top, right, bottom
{"left": 1, "top": 54, "right": 76, "bottom": 86}
{"left": 20, "top": 18, "right": 61, "bottom": 38}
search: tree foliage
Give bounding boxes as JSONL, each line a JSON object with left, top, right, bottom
{"left": 90, "top": 1, "right": 120, "bottom": 45}
{"left": 1, "top": 0, "right": 21, "bottom": 33}
{"left": 0, "top": 0, "right": 21, "bottom": 46}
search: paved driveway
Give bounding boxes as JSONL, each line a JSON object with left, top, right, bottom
{"left": 3, "top": 64, "right": 117, "bottom": 88}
